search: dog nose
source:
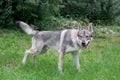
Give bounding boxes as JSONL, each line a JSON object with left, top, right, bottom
{"left": 82, "top": 42, "right": 85, "bottom": 45}
{"left": 82, "top": 39, "right": 85, "bottom": 43}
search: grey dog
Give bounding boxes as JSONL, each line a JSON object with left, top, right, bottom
{"left": 16, "top": 21, "right": 93, "bottom": 72}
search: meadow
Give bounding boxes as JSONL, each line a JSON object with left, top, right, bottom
{"left": 0, "top": 26, "right": 120, "bottom": 80}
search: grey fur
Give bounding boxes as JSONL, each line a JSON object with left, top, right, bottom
{"left": 16, "top": 21, "right": 93, "bottom": 72}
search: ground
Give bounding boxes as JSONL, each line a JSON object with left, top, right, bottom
{"left": 0, "top": 26, "right": 120, "bottom": 80}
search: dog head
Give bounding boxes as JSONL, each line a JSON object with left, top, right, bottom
{"left": 77, "top": 23, "right": 93, "bottom": 49}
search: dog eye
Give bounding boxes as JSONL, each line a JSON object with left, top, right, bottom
{"left": 78, "top": 36, "right": 82, "bottom": 38}
{"left": 90, "top": 35, "right": 93, "bottom": 37}
{"left": 79, "top": 36, "right": 82, "bottom": 38}
{"left": 86, "top": 36, "right": 89, "bottom": 38}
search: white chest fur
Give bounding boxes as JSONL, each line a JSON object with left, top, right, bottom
{"left": 66, "top": 29, "right": 80, "bottom": 53}
{"left": 66, "top": 45, "right": 79, "bottom": 52}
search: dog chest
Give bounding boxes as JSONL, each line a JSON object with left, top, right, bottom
{"left": 65, "top": 45, "right": 80, "bottom": 52}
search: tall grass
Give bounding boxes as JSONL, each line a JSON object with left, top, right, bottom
{"left": 0, "top": 27, "right": 120, "bottom": 80}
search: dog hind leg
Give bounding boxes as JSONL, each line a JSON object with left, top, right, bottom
{"left": 30, "top": 38, "right": 45, "bottom": 63}
{"left": 22, "top": 48, "right": 37, "bottom": 64}
{"left": 32, "top": 45, "right": 47, "bottom": 63}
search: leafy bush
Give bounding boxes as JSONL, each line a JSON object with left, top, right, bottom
{"left": 60, "top": 0, "right": 120, "bottom": 25}
{"left": 0, "top": 0, "right": 61, "bottom": 29}
{"left": 0, "top": 0, "right": 120, "bottom": 30}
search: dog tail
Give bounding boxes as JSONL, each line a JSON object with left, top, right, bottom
{"left": 16, "top": 21, "right": 37, "bottom": 35}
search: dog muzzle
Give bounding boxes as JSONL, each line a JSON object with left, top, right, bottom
{"left": 81, "top": 41, "right": 90, "bottom": 49}
{"left": 81, "top": 42, "right": 87, "bottom": 49}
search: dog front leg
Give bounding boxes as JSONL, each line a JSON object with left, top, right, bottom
{"left": 72, "top": 53, "right": 80, "bottom": 71}
{"left": 58, "top": 50, "right": 64, "bottom": 72}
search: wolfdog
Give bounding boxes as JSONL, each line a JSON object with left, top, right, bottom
{"left": 16, "top": 21, "right": 93, "bottom": 72}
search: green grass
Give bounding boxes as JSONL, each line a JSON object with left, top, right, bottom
{"left": 0, "top": 27, "right": 120, "bottom": 80}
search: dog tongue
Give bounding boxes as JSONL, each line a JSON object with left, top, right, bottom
{"left": 82, "top": 44, "right": 87, "bottom": 49}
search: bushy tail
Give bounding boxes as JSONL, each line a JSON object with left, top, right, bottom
{"left": 16, "top": 21, "right": 37, "bottom": 35}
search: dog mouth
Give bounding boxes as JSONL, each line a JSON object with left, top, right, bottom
{"left": 81, "top": 43, "right": 87, "bottom": 49}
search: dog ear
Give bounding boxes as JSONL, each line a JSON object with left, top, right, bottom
{"left": 78, "top": 23, "right": 82, "bottom": 30}
{"left": 88, "top": 23, "right": 93, "bottom": 32}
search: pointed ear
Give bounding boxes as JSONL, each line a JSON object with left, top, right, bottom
{"left": 78, "top": 23, "right": 82, "bottom": 30}
{"left": 88, "top": 23, "right": 93, "bottom": 32}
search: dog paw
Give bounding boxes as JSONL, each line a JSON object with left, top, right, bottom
{"left": 76, "top": 68, "right": 81, "bottom": 72}
{"left": 22, "top": 60, "right": 26, "bottom": 64}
